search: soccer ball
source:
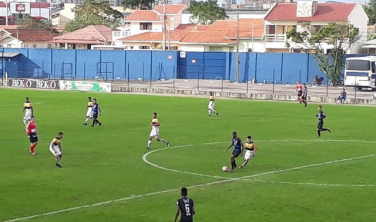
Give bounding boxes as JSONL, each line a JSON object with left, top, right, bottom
{"left": 222, "top": 166, "right": 228, "bottom": 172}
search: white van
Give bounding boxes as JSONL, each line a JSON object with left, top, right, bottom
{"left": 344, "top": 56, "right": 376, "bottom": 90}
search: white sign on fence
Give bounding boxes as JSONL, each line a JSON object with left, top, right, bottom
{"left": 58, "top": 80, "right": 111, "bottom": 92}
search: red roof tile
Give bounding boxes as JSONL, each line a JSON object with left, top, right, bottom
{"left": 206, "top": 19, "right": 264, "bottom": 39}
{"left": 52, "top": 25, "right": 112, "bottom": 44}
{"left": 180, "top": 32, "right": 235, "bottom": 44}
{"left": 153, "top": 4, "right": 187, "bottom": 14}
{"left": 265, "top": 2, "right": 356, "bottom": 22}
{"left": 3, "top": 29, "right": 58, "bottom": 42}
{"left": 124, "top": 10, "right": 161, "bottom": 21}
{"left": 180, "top": 19, "right": 264, "bottom": 43}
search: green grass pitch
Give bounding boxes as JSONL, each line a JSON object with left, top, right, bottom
{"left": 1, "top": 88, "right": 376, "bottom": 222}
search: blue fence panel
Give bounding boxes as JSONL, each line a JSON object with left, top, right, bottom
{"left": 178, "top": 52, "right": 204, "bottom": 79}
{"left": 76, "top": 50, "right": 101, "bottom": 80}
{"left": 27, "top": 49, "right": 52, "bottom": 78}
{"left": 126, "top": 50, "right": 152, "bottom": 80}
{"left": 151, "top": 51, "right": 178, "bottom": 80}
{"left": 203, "top": 52, "right": 226, "bottom": 79}
{"left": 100, "top": 50, "right": 126, "bottom": 80}
{"left": 51, "top": 49, "right": 76, "bottom": 79}
{"left": 255, "top": 53, "right": 282, "bottom": 83}
{"left": 281, "top": 53, "right": 309, "bottom": 84}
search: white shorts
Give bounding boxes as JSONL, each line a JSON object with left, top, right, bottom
{"left": 208, "top": 101, "right": 215, "bottom": 110}
{"left": 86, "top": 108, "right": 93, "bottom": 117}
{"left": 244, "top": 150, "right": 255, "bottom": 160}
{"left": 24, "top": 110, "right": 32, "bottom": 121}
{"left": 150, "top": 128, "right": 159, "bottom": 138}
{"left": 49, "top": 145, "right": 62, "bottom": 156}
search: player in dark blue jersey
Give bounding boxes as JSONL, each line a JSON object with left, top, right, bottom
{"left": 175, "top": 187, "right": 195, "bottom": 222}
{"left": 91, "top": 98, "right": 102, "bottom": 127}
{"left": 316, "top": 105, "right": 331, "bottom": 138}
{"left": 226, "top": 132, "right": 244, "bottom": 172}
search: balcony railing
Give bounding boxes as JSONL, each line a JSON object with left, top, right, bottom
{"left": 266, "top": 34, "right": 286, "bottom": 42}
{"left": 112, "top": 31, "right": 131, "bottom": 40}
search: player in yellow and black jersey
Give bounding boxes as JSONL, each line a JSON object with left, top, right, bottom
{"left": 49, "top": 132, "right": 64, "bottom": 168}
{"left": 208, "top": 92, "right": 219, "bottom": 117}
{"left": 84, "top": 97, "right": 94, "bottom": 125}
{"left": 22, "top": 97, "right": 33, "bottom": 125}
{"left": 240, "top": 136, "right": 257, "bottom": 168}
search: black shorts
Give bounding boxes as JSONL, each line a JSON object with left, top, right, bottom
{"left": 29, "top": 134, "right": 38, "bottom": 143}
{"left": 297, "top": 92, "right": 302, "bottom": 96}
{"left": 232, "top": 150, "right": 241, "bottom": 157}
{"left": 180, "top": 217, "right": 193, "bottom": 222}
{"left": 317, "top": 122, "right": 323, "bottom": 129}
{"left": 302, "top": 95, "right": 307, "bottom": 100}
{"left": 93, "top": 113, "right": 98, "bottom": 119}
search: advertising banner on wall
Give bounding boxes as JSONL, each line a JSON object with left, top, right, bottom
{"left": 59, "top": 80, "right": 111, "bottom": 92}
{"left": 8, "top": 78, "right": 60, "bottom": 89}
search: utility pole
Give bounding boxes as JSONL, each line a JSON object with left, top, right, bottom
{"left": 162, "top": 1, "right": 166, "bottom": 50}
{"left": 235, "top": 11, "right": 240, "bottom": 83}
{"left": 5, "top": 0, "right": 8, "bottom": 26}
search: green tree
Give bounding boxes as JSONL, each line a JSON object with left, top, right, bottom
{"left": 122, "top": 0, "right": 155, "bottom": 10}
{"left": 65, "top": 0, "right": 123, "bottom": 32}
{"left": 188, "top": 1, "right": 228, "bottom": 25}
{"left": 16, "top": 17, "right": 58, "bottom": 33}
{"left": 365, "top": 0, "right": 376, "bottom": 25}
{"left": 286, "top": 23, "right": 360, "bottom": 86}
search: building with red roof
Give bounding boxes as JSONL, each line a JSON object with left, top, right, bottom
{"left": 0, "top": 29, "right": 58, "bottom": 48}
{"left": 51, "top": 25, "right": 112, "bottom": 49}
{"left": 264, "top": 1, "right": 368, "bottom": 53}
{"left": 122, "top": 4, "right": 188, "bottom": 42}
{"left": 117, "top": 18, "right": 264, "bottom": 52}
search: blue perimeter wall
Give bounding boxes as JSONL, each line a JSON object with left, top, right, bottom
{"left": 0, "top": 48, "right": 368, "bottom": 84}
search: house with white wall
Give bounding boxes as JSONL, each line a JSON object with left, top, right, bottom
{"left": 118, "top": 18, "right": 264, "bottom": 52}
{"left": 263, "top": 1, "right": 368, "bottom": 53}
{"left": 116, "top": 4, "right": 187, "bottom": 46}
{"left": 179, "top": 19, "right": 265, "bottom": 52}
{"left": 0, "top": 29, "right": 58, "bottom": 48}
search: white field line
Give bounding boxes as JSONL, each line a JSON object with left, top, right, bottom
{"left": 143, "top": 140, "right": 376, "bottom": 181}
{"left": 251, "top": 179, "right": 376, "bottom": 187}
{"left": 3, "top": 141, "right": 376, "bottom": 222}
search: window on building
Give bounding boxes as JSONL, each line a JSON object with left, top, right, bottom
{"left": 140, "top": 46, "right": 150, "bottom": 49}
{"left": 140, "top": 23, "right": 152, "bottom": 30}
{"left": 267, "top": 25, "right": 275, "bottom": 34}
{"left": 169, "top": 46, "right": 178, "bottom": 50}
{"left": 7, "top": 44, "right": 11, "bottom": 48}
{"left": 247, "top": 48, "right": 253, "bottom": 52}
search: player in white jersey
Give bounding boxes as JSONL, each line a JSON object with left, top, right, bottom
{"left": 240, "top": 135, "right": 257, "bottom": 168}
{"left": 208, "top": 92, "right": 219, "bottom": 117}
{"left": 84, "top": 97, "right": 94, "bottom": 125}
{"left": 22, "top": 97, "right": 33, "bottom": 126}
{"left": 147, "top": 112, "right": 170, "bottom": 149}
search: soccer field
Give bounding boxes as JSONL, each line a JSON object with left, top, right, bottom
{"left": 1, "top": 88, "right": 376, "bottom": 222}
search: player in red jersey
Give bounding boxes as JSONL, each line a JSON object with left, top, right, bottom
{"left": 26, "top": 116, "right": 38, "bottom": 155}
{"left": 296, "top": 81, "right": 303, "bottom": 103}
